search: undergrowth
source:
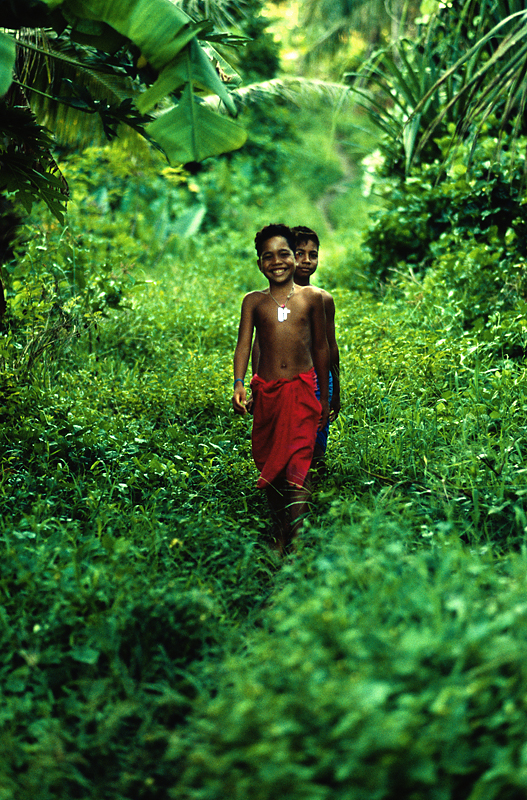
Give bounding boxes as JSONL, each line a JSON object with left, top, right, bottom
{"left": 1, "top": 121, "right": 527, "bottom": 796}
{"left": 2, "top": 251, "right": 527, "bottom": 796}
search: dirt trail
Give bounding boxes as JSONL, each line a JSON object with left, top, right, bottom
{"left": 315, "top": 140, "right": 358, "bottom": 233}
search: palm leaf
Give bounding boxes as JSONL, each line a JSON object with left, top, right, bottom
{"left": 409, "top": 10, "right": 527, "bottom": 161}
{"left": 13, "top": 34, "right": 145, "bottom": 147}
{"left": 0, "top": 103, "right": 69, "bottom": 222}
{"left": 220, "top": 76, "right": 355, "bottom": 110}
{"left": 178, "top": 0, "right": 250, "bottom": 31}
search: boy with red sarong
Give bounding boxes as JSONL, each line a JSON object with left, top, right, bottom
{"left": 251, "top": 225, "right": 341, "bottom": 477}
{"left": 232, "top": 223, "right": 329, "bottom": 554}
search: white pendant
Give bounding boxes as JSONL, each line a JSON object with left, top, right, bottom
{"left": 278, "top": 306, "right": 285, "bottom": 322}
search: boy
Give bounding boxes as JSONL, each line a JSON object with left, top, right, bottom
{"left": 251, "top": 225, "right": 341, "bottom": 474}
{"left": 293, "top": 226, "right": 341, "bottom": 474}
{"left": 232, "top": 223, "right": 329, "bottom": 554}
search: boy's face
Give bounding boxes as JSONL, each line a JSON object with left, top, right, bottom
{"left": 295, "top": 238, "right": 319, "bottom": 280}
{"left": 258, "top": 236, "right": 296, "bottom": 283}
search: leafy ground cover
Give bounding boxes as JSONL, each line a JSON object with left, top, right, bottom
{"left": 2, "top": 238, "right": 527, "bottom": 796}
{"left": 2, "top": 113, "right": 527, "bottom": 797}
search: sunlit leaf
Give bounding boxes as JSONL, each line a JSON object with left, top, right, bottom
{"left": 136, "top": 38, "right": 236, "bottom": 115}
{"left": 54, "top": 0, "right": 197, "bottom": 70}
{"left": 146, "top": 84, "right": 246, "bottom": 163}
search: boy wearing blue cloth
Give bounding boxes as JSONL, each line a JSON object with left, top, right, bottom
{"left": 292, "top": 226, "right": 340, "bottom": 474}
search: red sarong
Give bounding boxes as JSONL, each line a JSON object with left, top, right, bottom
{"left": 250, "top": 368, "right": 321, "bottom": 490}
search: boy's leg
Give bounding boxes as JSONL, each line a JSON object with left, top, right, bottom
{"left": 265, "top": 478, "right": 290, "bottom": 554}
{"left": 287, "top": 478, "right": 312, "bottom": 547}
{"left": 311, "top": 442, "right": 327, "bottom": 481}
{"left": 312, "top": 371, "right": 332, "bottom": 482}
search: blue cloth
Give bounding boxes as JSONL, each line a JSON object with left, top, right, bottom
{"left": 314, "top": 371, "right": 333, "bottom": 453}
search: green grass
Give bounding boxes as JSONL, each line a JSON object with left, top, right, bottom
{"left": 3, "top": 245, "right": 527, "bottom": 797}
{"left": 2, "top": 122, "right": 527, "bottom": 797}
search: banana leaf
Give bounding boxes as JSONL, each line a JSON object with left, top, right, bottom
{"left": 136, "top": 38, "right": 237, "bottom": 115}
{"left": 146, "top": 84, "right": 246, "bottom": 163}
{"left": 51, "top": 0, "right": 199, "bottom": 70}
{"left": 36, "top": 0, "right": 245, "bottom": 163}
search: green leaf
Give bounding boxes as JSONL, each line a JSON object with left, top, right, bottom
{"left": 56, "top": 0, "right": 196, "bottom": 70}
{"left": 0, "top": 31, "right": 16, "bottom": 97}
{"left": 136, "top": 38, "right": 237, "bottom": 115}
{"left": 70, "top": 646, "right": 99, "bottom": 665}
{"left": 135, "top": 26, "right": 211, "bottom": 114}
{"left": 68, "top": 19, "right": 127, "bottom": 53}
{"left": 146, "top": 84, "right": 246, "bottom": 163}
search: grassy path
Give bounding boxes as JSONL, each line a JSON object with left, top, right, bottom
{"left": 2, "top": 247, "right": 527, "bottom": 798}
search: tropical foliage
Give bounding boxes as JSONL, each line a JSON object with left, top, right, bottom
{"left": 0, "top": 0, "right": 249, "bottom": 221}
{"left": 348, "top": 0, "right": 527, "bottom": 173}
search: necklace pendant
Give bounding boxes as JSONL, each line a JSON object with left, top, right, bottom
{"left": 277, "top": 306, "right": 290, "bottom": 322}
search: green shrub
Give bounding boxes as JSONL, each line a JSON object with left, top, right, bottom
{"left": 169, "top": 522, "right": 527, "bottom": 800}
{"left": 362, "top": 132, "right": 527, "bottom": 290}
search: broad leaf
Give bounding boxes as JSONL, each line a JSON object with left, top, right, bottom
{"left": 0, "top": 31, "right": 16, "bottom": 97}
{"left": 38, "top": 0, "right": 245, "bottom": 162}
{"left": 136, "top": 38, "right": 237, "bottom": 115}
{"left": 146, "top": 84, "right": 246, "bottom": 163}
{"left": 52, "top": 0, "right": 198, "bottom": 70}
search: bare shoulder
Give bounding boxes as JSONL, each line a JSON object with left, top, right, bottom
{"left": 242, "top": 289, "right": 266, "bottom": 308}
{"left": 303, "top": 282, "right": 334, "bottom": 302}
{"left": 313, "top": 285, "right": 334, "bottom": 302}
{"left": 312, "top": 285, "right": 336, "bottom": 315}
{"left": 296, "top": 284, "right": 324, "bottom": 305}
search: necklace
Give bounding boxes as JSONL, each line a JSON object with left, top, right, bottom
{"left": 265, "top": 283, "right": 295, "bottom": 322}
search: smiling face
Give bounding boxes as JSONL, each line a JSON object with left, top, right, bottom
{"left": 257, "top": 235, "right": 296, "bottom": 285}
{"left": 294, "top": 238, "right": 319, "bottom": 284}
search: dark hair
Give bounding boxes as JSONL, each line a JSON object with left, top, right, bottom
{"left": 292, "top": 225, "right": 320, "bottom": 250}
{"left": 254, "top": 223, "right": 296, "bottom": 256}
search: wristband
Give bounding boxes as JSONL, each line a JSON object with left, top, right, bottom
{"left": 233, "top": 378, "right": 244, "bottom": 388}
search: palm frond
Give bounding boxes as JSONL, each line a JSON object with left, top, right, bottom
{"left": 411, "top": 10, "right": 527, "bottom": 163}
{"left": 176, "top": 0, "right": 251, "bottom": 31}
{"left": 14, "top": 32, "right": 145, "bottom": 148}
{"left": 217, "top": 77, "right": 354, "bottom": 111}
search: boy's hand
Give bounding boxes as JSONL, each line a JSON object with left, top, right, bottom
{"left": 318, "top": 400, "right": 330, "bottom": 431}
{"left": 329, "top": 392, "right": 341, "bottom": 421}
{"left": 232, "top": 385, "right": 248, "bottom": 414}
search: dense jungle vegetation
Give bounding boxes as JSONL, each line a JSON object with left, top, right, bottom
{"left": 2, "top": 0, "right": 527, "bottom": 797}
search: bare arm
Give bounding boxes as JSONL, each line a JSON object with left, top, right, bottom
{"left": 232, "top": 295, "right": 255, "bottom": 414}
{"left": 324, "top": 294, "right": 341, "bottom": 419}
{"left": 244, "top": 331, "right": 260, "bottom": 413}
{"left": 311, "top": 291, "right": 330, "bottom": 430}
{"left": 251, "top": 331, "right": 260, "bottom": 375}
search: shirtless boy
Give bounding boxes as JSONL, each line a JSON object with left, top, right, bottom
{"left": 251, "top": 225, "right": 341, "bottom": 474}
{"left": 232, "top": 223, "right": 330, "bottom": 554}
{"left": 293, "top": 226, "right": 341, "bottom": 473}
